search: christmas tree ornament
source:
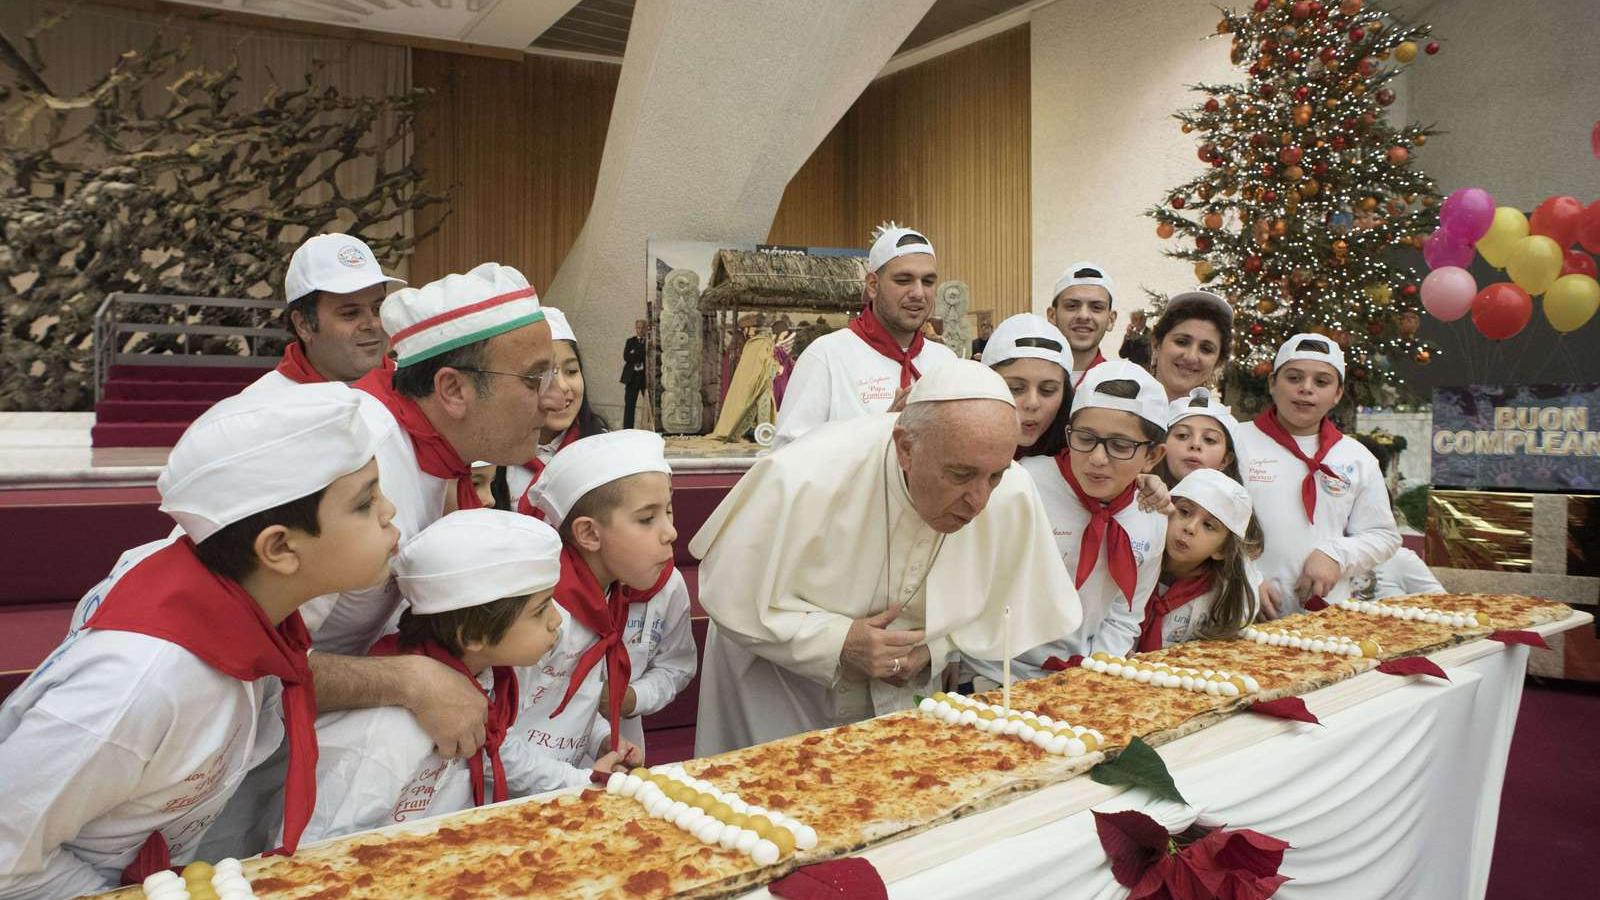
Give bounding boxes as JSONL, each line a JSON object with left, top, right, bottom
{"left": 1257, "top": 297, "right": 1280, "bottom": 314}
{"left": 1386, "top": 146, "right": 1409, "bottom": 165}
{"left": 1396, "top": 41, "right": 1418, "bottom": 62}
{"left": 1196, "top": 260, "right": 1216, "bottom": 280}
{"left": 1376, "top": 88, "right": 1395, "bottom": 106}
{"left": 1252, "top": 360, "right": 1274, "bottom": 377}
{"left": 1157, "top": 222, "right": 1176, "bottom": 239}
{"left": 1171, "top": 195, "right": 1188, "bottom": 209}
{"left": 1339, "top": 0, "right": 1363, "bottom": 14}
{"left": 1425, "top": 41, "right": 1440, "bottom": 54}
{"left": 1204, "top": 212, "right": 1225, "bottom": 230}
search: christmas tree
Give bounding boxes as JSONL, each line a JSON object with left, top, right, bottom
{"left": 1148, "top": 0, "right": 1444, "bottom": 406}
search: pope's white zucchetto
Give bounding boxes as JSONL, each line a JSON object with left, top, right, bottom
{"left": 381, "top": 262, "right": 545, "bottom": 368}
{"left": 529, "top": 430, "right": 671, "bottom": 527}
{"left": 159, "top": 382, "right": 380, "bottom": 543}
{"left": 396, "top": 509, "right": 563, "bottom": 615}
{"left": 905, "top": 358, "right": 1016, "bottom": 408}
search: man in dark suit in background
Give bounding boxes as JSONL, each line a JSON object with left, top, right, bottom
{"left": 621, "top": 318, "right": 647, "bottom": 427}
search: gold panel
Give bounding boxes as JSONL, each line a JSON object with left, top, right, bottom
{"left": 1425, "top": 489, "right": 1534, "bottom": 573}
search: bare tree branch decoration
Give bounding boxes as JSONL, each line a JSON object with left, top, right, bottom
{"left": 0, "top": 9, "right": 450, "bottom": 410}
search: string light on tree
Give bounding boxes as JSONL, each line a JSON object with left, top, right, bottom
{"left": 1145, "top": 0, "right": 1444, "bottom": 405}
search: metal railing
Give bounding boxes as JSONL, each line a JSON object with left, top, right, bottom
{"left": 93, "top": 292, "right": 290, "bottom": 402}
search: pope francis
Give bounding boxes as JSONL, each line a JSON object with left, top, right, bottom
{"left": 690, "top": 359, "right": 1083, "bottom": 755}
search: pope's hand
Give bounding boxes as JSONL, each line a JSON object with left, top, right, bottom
{"left": 1134, "top": 474, "right": 1174, "bottom": 515}
{"left": 405, "top": 655, "right": 489, "bottom": 759}
{"left": 841, "top": 606, "right": 926, "bottom": 682}
{"left": 882, "top": 643, "right": 932, "bottom": 687}
{"left": 1294, "top": 550, "right": 1341, "bottom": 601}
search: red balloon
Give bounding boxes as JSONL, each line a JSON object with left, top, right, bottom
{"left": 1530, "top": 195, "right": 1584, "bottom": 248}
{"left": 1580, "top": 200, "right": 1600, "bottom": 255}
{"left": 1562, "top": 249, "right": 1598, "bottom": 279}
{"left": 1471, "top": 283, "right": 1533, "bottom": 341}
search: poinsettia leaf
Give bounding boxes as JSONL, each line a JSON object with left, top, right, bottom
{"left": 1138, "top": 853, "right": 1212, "bottom": 900}
{"left": 1489, "top": 630, "right": 1550, "bottom": 649}
{"left": 1376, "top": 657, "right": 1450, "bottom": 680}
{"left": 1042, "top": 655, "right": 1084, "bottom": 671}
{"left": 1091, "top": 736, "right": 1188, "bottom": 805}
{"left": 1249, "top": 697, "right": 1321, "bottom": 725}
{"left": 1303, "top": 595, "right": 1329, "bottom": 611}
{"left": 1093, "top": 809, "right": 1171, "bottom": 887}
{"left": 1213, "top": 829, "right": 1291, "bottom": 877}
{"left": 768, "top": 859, "right": 887, "bottom": 900}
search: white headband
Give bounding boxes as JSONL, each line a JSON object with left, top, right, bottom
{"left": 1051, "top": 260, "right": 1116, "bottom": 305}
{"left": 396, "top": 509, "right": 563, "bottom": 615}
{"left": 1071, "top": 359, "right": 1169, "bottom": 430}
{"left": 1274, "top": 332, "right": 1346, "bottom": 380}
{"left": 1171, "top": 468, "right": 1254, "bottom": 538}
{"left": 980, "top": 313, "right": 1068, "bottom": 371}
{"left": 867, "top": 222, "right": 935, "bottom": 273}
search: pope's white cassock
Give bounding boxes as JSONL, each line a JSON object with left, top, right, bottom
{"left": 690, "top": 362, "right": 1083, "bottom": 756}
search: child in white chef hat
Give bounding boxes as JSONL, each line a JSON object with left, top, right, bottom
{"left": 1138, "top": 468, "right": 1261, "bottom": 651}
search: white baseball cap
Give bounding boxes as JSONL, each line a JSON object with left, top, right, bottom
{"left": 529, "top": 430, "right": 671, "bottom": 527}
{"left": 868, "top": 221, "right": 935, "bottom": 273}
{"left": 1051, "top": 261, "right": 1116, "bottom": 305}
{"left": 980, "top": 313, "right": 1068, "bottom": 371}
{"left": 1163, "top": 290, "right": 1234, "bottom": 326}
{"left": 1071, "top": 359, "right": 1168, "bottom": 430}
{"left": 1167, "top": 387, "right": 1241, "bottom": 450}
{"left": 396, "top": 508, "right": 563, "bottom": 615}
{"left": 382, "top": 262, "right": 544, "bottom": 368}
{"left": 1274, "top": 332, "right": 1346, "bottom": 380}
{"left": 284, "top": 233, "right": 405, "bottom": 303}
{"left": 1171, "top": 468, "right": 1254, "bottom": 538}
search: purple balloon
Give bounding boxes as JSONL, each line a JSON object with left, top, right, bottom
{"left": 1421, "top": 266, "right": 1477, "bottom": 322}
{"left": 1422, "top": 228, "right": 1475, "bottom": 270}
{"left": 1439, "top": 187, "right": 1496, "bottom": 243}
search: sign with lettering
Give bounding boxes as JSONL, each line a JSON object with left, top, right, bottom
{"left": 1431, "top": 384, "right": 1600, "bottom": 491}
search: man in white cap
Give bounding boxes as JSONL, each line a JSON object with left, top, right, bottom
{"left": 772, "top": 223, "right": 957, "bottom": 448}
{"left": 691, "top": 360, "right": 1082, "bottom": 755}
{"left": 248, "top": 233, "right": 406, "bottom": 392}
{"left": 1045, "top": 261, "right": 1118, "bottom": 387}
{"left": 0, "top": 384, "right": 398, "bottom": 899}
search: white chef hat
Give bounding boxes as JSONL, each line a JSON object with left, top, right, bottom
{"left": 1051, "top": 260, "right": 1116, "bottom": 305}
{"left": 1273, "top": 332, "right": 1346, "bottom": 380}
{"left": 1164, "top": 289, "right": 1234, "bottom": 326}
{"left": 529, "top": 430, "right": 671, "bottom": 527}
{"left": 1071, "top": 359, "right": 1169, "bottom": 430}
{"left": 980, "top": 313, "right": 1068, "bottom": 371}
{"left": 396, "top": 508, "right": 563, "bottom": 615}
{"left": 283, "top": 233, "right": 405, "bottom": 304}
{"left": 158, "top": 382, "right": 380, "bottom": 543}
{"left": 905, "top": 358, "right": 1016, "bottom": 408}
{"left": 1171, "top": 468, "right": 1254, "bottom": 538}
{"left": 1166, "top": 387, "right": 1241, "bottom": 449}
{"left": 382, "top": 262, "right": 544, "bottom": 368}
{"left": 543, "top": 306, "right": 577, "bottom": 344}
{"left": 867, "top": 221, "right": 935, "bottom": 273}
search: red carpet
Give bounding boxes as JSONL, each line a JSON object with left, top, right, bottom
{"left": 1487, "top": 679, "right": 1600, "bottom": 897}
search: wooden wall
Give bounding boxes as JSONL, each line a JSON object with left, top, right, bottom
{"left": 409, "top": 50, "right": 620, "bottom": 290}
{"left": 767, "top": 26, "right": 1033, "bottom": 320}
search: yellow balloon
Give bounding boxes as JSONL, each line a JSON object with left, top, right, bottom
{"left": 1477, "top": 206, "right": 1529, "bottom": 268}
{"left": 1543, "top": 274, "right": 1600, "bottom": 333}
{"left": 1506, "top": 235, "right": 1564, "bottom": 295}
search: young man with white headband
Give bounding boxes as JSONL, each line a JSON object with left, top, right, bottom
{"left": 301, "top": 509, "right": 633, "bottom": 843}
{"left": 1046, "top": 261, "right": 1117, "bottom": 387}
{"left": 1235, "top": 334, "right": 1399, "bottom": 617}
{"left": 0, "top": 385, "right": 399, "bottom": 898}
{"left": 248, "top": 233, "right": 406, "bottom": 392}
{"left": 970, "top": 361, "right": 1169, "bottom": 683}
{"left": 772, "top": 223, "right": 956, "bottom": 449}
{"left": 693, "top": 360, "right": 1081, "bottom": 755}
{"left": 1139, "top": 468, "right": 1260, "bottom": 650}
{"left": 519, "top": 430, "right": 690, "bottom": 771}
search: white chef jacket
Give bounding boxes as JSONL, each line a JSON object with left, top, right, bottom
{"left": 241, "top": 367, "right": 298, "bottom": 394}
{"left": 689, "top": 413, "right": 1081, "bottom": 756}
{"left": 1235, "top": 422, "right": 1401, "bottom": 616}
{"left": 0, "top": 614, "right": 283, "bottom": 898}
{"left": 606, "top": 574, "right": 697, "bottom": 759}
{"left": 1152, "top": 574, "right": 1263, "bottom": 647}
{"left": 1358, "top": 547, "right": 1445, "bottom": 601}
{"left": 299, "top": 668, "right": 589, "bottom": 845}
{"left": 772, "top": 328, "right": 956, "bottom": 449}
{"left": 967, "top": 454, "right": 1167, "bottom": 682}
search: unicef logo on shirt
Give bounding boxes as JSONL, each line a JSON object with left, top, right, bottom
{"left": 1318, "top": 466, "right": 1352, "bottom": 496}
{"left": 336, "top": 245, "right": 367, "bottom": 268}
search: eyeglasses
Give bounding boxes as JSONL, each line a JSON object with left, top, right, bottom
{"left": 453, "top": 365, "right": 562, "bottom": 394}
{"left": 1065, "top": 427, "right": 1153, "bottom": 460}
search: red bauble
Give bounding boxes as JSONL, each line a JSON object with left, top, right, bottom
{"left": 1205, "top": 97, "right": 1221, "bottom": 112}
{"left": 1252, "top": 360, "right": 1274, "bottom": 377}
{"left": 1376, "top": 88, "right": 1395, "bottom": 106}
{"left": 1196, "top": 236, "right": 1214, "bottom": 252}
{"left": 1331, "top": 135, "right": 1347, "bottom": 150}
{"left": 1255, "top": 0, "right": 1270, "bottom": 11}
{"left": 1279, "top": 146, "right": 1303, "bottom": 165}
{"left": 1262, "top": 190, "right": 1279, "bottom": 203}
{"left": 1309, "top": 0, "right": 1325, "bottom": 15}
{"left": 1425, "top": 41, "right": 1440, "bottom": 55}
{"left": 1260, "top": 84, "right": 1277, "bottom": 99}
{"left": 1386, "top": 145, "right": 1410, "bottom": 165}
{"left": 1288, "top": 49, "right": 1303, "bottom": 63}
{"left": 1350, "top": 27, "right": 1365, "bottom": 41}
{"left": 1250, "top": 322, "right": 1266, "bottom": 336}
{"left": 1292, "top": 1, "right": 1312, "bottom": 19}
{"left": 1198, "top": 142, "right": 1218, "bottom": 162}
{"left": 1357, "top": 56, "right": 1377, "bottom": 76}
{"left": 1313, "top": 161, "right": 1329, "bottom": 176}
{"left": 1171, "top": 195, "right": 1187, "bottom": 209}
{"left": 1293, "top": 86, "right": 1310, "bottom": 101}
{"left": 1261, "top": 163, "right": 1277, "bottom": 177}
{"left": 1341, "top": 117, "right": 1357, "bottom": 130}
{"left": 1245, "top": 255, "right": 1264, "bottom": 273}
{"left": 1320, "top": 46, "right": 1338, "bottom": 64}
{"left": 1401, "top": 283, "right": 1418, "bottom": 298}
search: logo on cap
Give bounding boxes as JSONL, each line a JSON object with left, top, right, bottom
{"left": 337, "top": 245, "right": 368, "bottom": 269}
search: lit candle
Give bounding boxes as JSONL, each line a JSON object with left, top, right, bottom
{"left": 1002, "top": 604, "right": 1012, "bottom": 711}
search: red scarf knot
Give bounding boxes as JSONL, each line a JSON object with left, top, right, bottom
{"left": 1136, "top": 573, "right": 1214, "bottom": 652}
{"left": 1056, "top": 450, "right": 1140, "bottom": 608}
{"left": 355, "top": 367, "right": 482, "bottom": 514}
{"left": 848, "top": 304, "right": 925, "bottom": 391}
{"left": 1252, "top": 407, "right": 1343, "bottom": 523}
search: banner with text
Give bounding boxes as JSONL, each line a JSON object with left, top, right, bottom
{"left": 1431, "top": 384, "right": 1600, "bottom": 491}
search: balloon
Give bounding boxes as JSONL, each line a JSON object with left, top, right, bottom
{"left": 1530, "top": 195, "right": 1583, "bottom": 248}
{"left": 1422, "top": 229, "right": 1475, "bottom": 270}
{"left": 1543, "top": 274, "right": 1600, "bottom": 333}
{"left": 1420, "top": 266, "right": 1477, "bottom": 321}
{"left": 1477, "top": 207, "right": 1530, "bottom": 268}
{"left": 1580, "top": 200, "right": 1600, "bottom": 255}
{"left": 1471, "top": 282, "right": 1533, "bottom": 340}
{"left": 1562, "top": 248, "right": 1598, "bottom": 279}
{"left": 1506, "top": 235, "right": 1564, "bottom": 294}
{"left": 1438, "top": 187, "right": 1495, "bottom": 242}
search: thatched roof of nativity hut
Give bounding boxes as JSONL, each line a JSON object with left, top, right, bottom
{"left": 698, "top": 250, "right": 865, "bottom": 312}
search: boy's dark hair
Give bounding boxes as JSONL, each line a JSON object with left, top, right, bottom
{"left": 392, "top": 340, "right": 492, "bottom": 399}
{"left": 286, "top": 292, "right": 321, "bottom": 346}
{"left": 1295, "top": 337, "right": 1332, "bottom": 354}
{"left": 556, "top": 477, "right": 634, "bottom": 544}
{"left": 1078, "top": 379, "right": 1165, "bottom": 443}
{"left": 1151, "top": 303, "right": 1233, "bottom": 364}
{"left": 395, "top": 593, "right": 536, "bottom": 658}
{"left": 192, "top": 489, "right": 325, "bottom": 582}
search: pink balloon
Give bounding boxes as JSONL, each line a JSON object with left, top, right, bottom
{"left": 1421, "top": 266, "right": 1477, "bottom": 322}
{"left": 1439, "top": 187, "right": 1496, "bottom": 242}
{"left": 1423, "top": 228, "right": 1475, "bottom": 270}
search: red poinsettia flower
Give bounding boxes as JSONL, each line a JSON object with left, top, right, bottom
{"left": 1094, "top": 809, "right": 1291, "bottom": 900}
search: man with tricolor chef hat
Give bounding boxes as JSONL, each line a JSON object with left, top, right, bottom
{"left": 771, "top": 223, "right": 956, "bottom": 449}
{"left": 691, "top": 360, "right": 1082, "bottom": 755}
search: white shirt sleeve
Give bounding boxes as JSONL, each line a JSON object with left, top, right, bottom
{"left": 1376, "top": 549, "right": 1445, "bottom": 598}
{"left": 771, "top": 345, "right": 833, "bottom": 449}
{"left": 299, "top": 733, "right": 415, "bottom": 845}
{"left": 628, "top": 592, "right": 698, "bottom": 719}
{"left": 498, "top": 732, "right": 591, "bottom": 796}
{"left": 1082, "top": 555, "right": 1161, "bottom": 660}
{"left": 1315, "top": 454, "right": 1401, "bottom": 579}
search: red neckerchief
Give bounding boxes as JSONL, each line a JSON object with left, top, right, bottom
{"left": 355, "top": 367, "right": 482, "bottom": 514}
{"left": 1072, "top": 350, "right": 1107, "bottom": 388}
{"left": 515, "top": 424, "right": 583, "bottom": 518}
{"left": 848, "top": 304, "right": 925, "bottom": 390}
{"left": 368, "top": 636, "right": 517, "bottom": 806}
{"left": 273, "top": 343, "right": 395, "bottom": 385}
{"left": 1252, "top": 407, "right": 1343, "bottom": 522}
{"left": 550, "top": 546, "right": 674, "bottom": 752}
{"left": 1136, "top": 572, "right": 1214, "bottom": 652}
{"left": 84, "top": 537, "right": 318, "bottom": 878}
{"left": 1055, "top": 450, "right": 1140, "bottom": 608}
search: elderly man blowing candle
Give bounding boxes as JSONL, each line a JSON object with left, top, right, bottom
{"left": 690, "top": 360, "right": 1083, "bottom": 755}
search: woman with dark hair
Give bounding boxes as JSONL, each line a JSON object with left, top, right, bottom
{"left": 506, "top": 307, "right": 610, "bottom": 513}
{"left": 1148, "top": 290, "right": 1234, "bottom": 401}
{"left": 979, "top": 313, "right": 1074, "bottom": 457}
